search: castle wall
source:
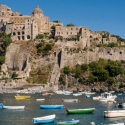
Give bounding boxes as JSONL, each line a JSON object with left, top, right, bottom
{"left": 60, "top": 47, "right": 125, "bottom": 68}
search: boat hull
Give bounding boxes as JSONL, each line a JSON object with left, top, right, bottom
{"left": 33, "top": 114, "right": 55, "bottom": 124}
{"left": 3, "top": 106, "right": 25, "bottom": 109}
{"left": 66, "top": 108, "right": 95, "bottom": 114}
{"left": 62, "top": 99, "right": 78, "bottom": 102}
{"left": 57, "top": 120, "right": 80, "bottom": 125}
{"left": 15, "top": 96, "right": 30, "bottom": 100}
{"left": 40, "top": 105, "right": 64, "bottom": 109}
{"left": 33, "top": 118, "right": 54, "bottom": 124}
{"left": 104, "top": 110, "right": 125, "bottom": 118}
{"left": 0, "top": 103, "right": 4, "bottom": 108}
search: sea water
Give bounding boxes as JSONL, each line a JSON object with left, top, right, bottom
{"left": 0, "top": 93, "right": 125, "bottom": 125}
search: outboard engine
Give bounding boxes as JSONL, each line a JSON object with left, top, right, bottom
{"left": 118, "top": 103, "right": 123, "bottom": 108}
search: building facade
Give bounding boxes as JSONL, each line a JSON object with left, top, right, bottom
{"left": 0, "top": 4, "right": 50, "bottom": 41}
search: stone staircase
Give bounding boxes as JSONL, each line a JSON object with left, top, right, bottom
{"left": 49, "top": 62, "right": 60, "bottom": 85}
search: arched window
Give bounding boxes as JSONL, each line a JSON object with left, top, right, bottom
{"left": 22, "top": 36, "right": 24, "bottom": 40}
{"left": 27, "top": 35, "right": 30, "bottom": 39}
{"left": 13, "top": 32, "right": 16, "bottom": 36}
{"left": 18, "top": 36, "right": 20, "bottom": 40}
{"left": 22, "top": 31, "right": 25, "bottom": 34}
{"left": 18, "top": 32, "right": 20, "bottom": 35}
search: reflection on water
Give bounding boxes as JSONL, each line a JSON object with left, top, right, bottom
{"left": 0, "top": 93, "right": 125, "bottom": 125}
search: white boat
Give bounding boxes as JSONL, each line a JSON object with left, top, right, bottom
{"left": 99, "top": 92, "right": 117, "bottom": 102}
{"left": 3, "top": 106, "right": 25, "bottom": 109}
{"left": 104, "top": 110, "right": 125, "bottom": 118}
{"left": 109, "top": 91, "right": 115, "bottom": 93}
{"left": 85, "top": 91, "right": 96, "bottom": 95}
{"left": 104, "top": 123, "right": 124, "bottom": 125}
{"left": 72, "top": 93, "right": 82, "bottom": 96}
{"left": 93, "top": 96, "right": 101, "bottom": 100}
{"left": 62, "top": 99, "right": 78, "bottom": 102}
{"left": 63, "top": 91, "right": 72, "bottom": 95}
{"left": 54, "top": 91, "right": 63, "bottom": 94}
{"left": 36, "top": 99, "right": 45, "bottom": 101}
{"left": 33, "top": 114, "right": 56, "bottom": 124}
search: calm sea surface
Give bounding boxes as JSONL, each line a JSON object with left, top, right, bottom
{"left": 0, "top": 93, "right": 125, "bottom": 125}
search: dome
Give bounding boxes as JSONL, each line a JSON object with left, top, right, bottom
{"left": 32, "top": 7, "right": 43, "bottom": 15}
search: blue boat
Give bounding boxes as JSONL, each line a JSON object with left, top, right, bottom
{"left": 33, "top": 114, "right": 56, "bottom": 124}
{"left": 40, "top": 105, "right": 64, "bottom": 109}
{"left": 57, "top": 120, "right": 80, "bottom": 125}
{"left": 0, "top": 103, "right": 4, "bottom": 109}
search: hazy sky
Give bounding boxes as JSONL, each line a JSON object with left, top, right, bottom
{"left": 1, "top": 0, "right": 125, "bottom": 38}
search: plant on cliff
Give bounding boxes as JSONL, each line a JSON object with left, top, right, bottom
{"left": 63, "top": 66, "right": 71, "bottom": 74}
{"left": 11, "top": 72, "right": 18, "bottom": 79}
{"left": 0, "top": 32, "right": 12, "bottom": 66}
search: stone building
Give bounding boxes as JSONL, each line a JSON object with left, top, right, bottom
{"left": 0, "top": 4, "right": 50, "bottom": 41}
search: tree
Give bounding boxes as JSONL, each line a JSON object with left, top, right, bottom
{"left": 105, "top": 60, "right": 124, "bottom": 77}
{"left": 44, "top": 44, "right": 52, "bottom": 51}
{"left": 107, "top": 77, "right": 115, "bottom": 85}
{"left": 66, "top": 24, "right": 74, "bottom": 27}
{"left": 92, "top": 68, "right": 109, "bottom": 81}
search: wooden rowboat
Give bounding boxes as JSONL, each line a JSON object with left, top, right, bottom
{"left": 66, "top": 108, "right": 95, "bottom": 114}
{"left": 3, "top": 106, "right": 25, "bottom": 109}
{"left": 42, "top": 93, "right": 51, "bottom": 96}
{"left": 40, "top": 105, "right": 64, "bottom": 109}
{"left": 15, "top": 96, "right": 30, "bottom": 100}
{"left": 57, "top": 120, "right": 80, "bottom": 125}
{"left": 32, "top": 114, "right": 56, "bottom": 124}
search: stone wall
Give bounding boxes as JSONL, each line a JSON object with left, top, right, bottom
{"left": 60, "top": 47, "right": 125, "bottom": 68}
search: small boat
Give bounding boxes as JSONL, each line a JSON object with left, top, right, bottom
{"left": 118, "top": 93, "right": 122, "bottom": 95}
{"left": 104, "top": 110, "right": 125, "bottom": 118}
{"left": 85, "top": 91, "right": 95, "bottom": 95}
{"left": 54, "top": 91, "right": 63, "bottom": 94}
{"left": 72, "top": 93, "right": 82, "bottom": 96}
{"left": 57, "top": 120, "right": 80, "bottom": 125}
{"left": 40, "top": 105, "right": 64, "bottom": 109}
{"left": 3, "top": 106, "right": 25, "bottom": 109}
{"left": 63, "top": 91, "right": 72, "bottom": 95}
{"left": 62, "top": 99, "right": 78, "bottom": 103}
{"left": 109, "top": 91, "right": 115, "bottom": 93}
{"left": 104, "top": 123, "right": 124, "bottom": 125}
{"left": 15, "top": 95, "right": 30, "bottom": 100}
{"left": 0, "top": 103, "right": 4, "bottom": 109}
{"left": 86, "top": 95, "right": 90, "bottom": 98}
{"left": 36, "top": 99, "right": 45, "bottom": 101}
{"left": 32, "top": 114, "right": 56, "bottom": 124}
{"left": 42, "top": 93, "right": 51, "bottom": 96}
{"left": 99, "top": 92, "right": 117, "bottom": 102}
{"left": 93, "top": 96, "right": 101, "bottom": 100}
{"left": 66, "top": 108, "right": 95, "bottom": 114}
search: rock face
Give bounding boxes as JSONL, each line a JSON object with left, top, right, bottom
{"left": 5, "top": 43, "right": 30, "bottom": 71}
{"left": 1, "top": 64, "right": 7, "bottom": 72}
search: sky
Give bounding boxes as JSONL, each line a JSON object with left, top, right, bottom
{"left": 1, "top": 0, "right": 125, "bottom": 38}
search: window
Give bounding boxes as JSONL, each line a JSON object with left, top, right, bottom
{"left": 67, "top": 32, "right": 68, "bottom": 34}
{"left": 27, "top": 35, "right": 30, "bottom": 39}
{"left": 13, "top": 32, "right": 16, "bottom": 36}
{"left": 71, "top": 32, "right": 72, "bottom": 34}
{"left": 18, "top": 32, "right": 20, "bottom": 35}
